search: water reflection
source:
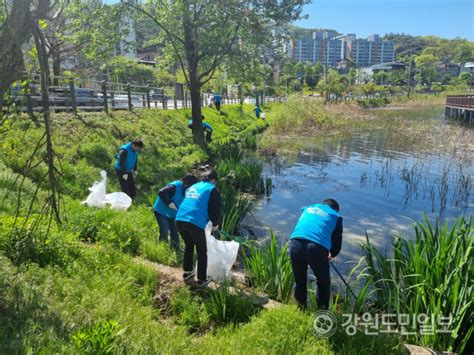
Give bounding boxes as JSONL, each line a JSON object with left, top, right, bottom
{"left": 251, "top": 128, "right": 473, "bottom": 276}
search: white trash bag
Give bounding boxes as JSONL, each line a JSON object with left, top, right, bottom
{"left": 104, "top": 192, "right": 132, "bottom": 211}
{"left": 203, "top": 223, "right": 240, "bottom": 282}
{"left": 82, "top": 170, "right": 132, "bottom": 211}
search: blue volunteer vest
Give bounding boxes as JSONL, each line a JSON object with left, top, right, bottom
{"left": 188, "top": 120, "right": 213, "bottom": 132}
{"left": 176, "top": 181, "right": 215, "bottom": 229}
{"left": 290, "top": 203, "right": 340, "bottom": 251}
{"left": 255, "top": 107, "right": 261, "bottom": 116}
{"left": 153, "top": 180, "right": 184, "bottom": 219}
{"left": 114, "top": 142, "right": 138, "bottom": 172}
{"left": 214, "top": 94, "right": 221, "bottom": 104}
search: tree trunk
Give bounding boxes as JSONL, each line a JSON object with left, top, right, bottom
{"left": 33, "top": 22, "right": 61, "bottom": 225}
{"left": 182, "top": 4, "right": 205, "bottom": 148}
{"left": 52, "top": 49, "right": 61, "bottom": 86}
{"left": 0, "top": 0, "right": 49, "bottom": 100}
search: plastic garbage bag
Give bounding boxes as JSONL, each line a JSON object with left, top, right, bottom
{"left": 83, "top": 170, "right": 107, "bottom": 207}
{"left": 104, "top": 192, "right": 132, "bottom": 211}
{"left": 204, "top": 223, "right": 240, "bottom": 282}
{"left": 83, "top": 170, "right": 132, "bottom": 211}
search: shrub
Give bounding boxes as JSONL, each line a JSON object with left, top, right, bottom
{"left": 356, "top": 97, "right": 390, "bottom": 108}
{"left": 243, "top": 232, "right": 294, "bottom": 303}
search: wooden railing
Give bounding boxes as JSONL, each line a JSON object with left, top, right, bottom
{"left": 446, "top": 95, "right": 474, "bottom": 109}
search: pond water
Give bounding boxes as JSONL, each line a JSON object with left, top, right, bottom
{"left": 250, "top": 115, "right": 473, "bottom": 276}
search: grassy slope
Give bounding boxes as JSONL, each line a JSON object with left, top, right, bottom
{"left": 1, "top": 106, "right": 398, "bottom": 353}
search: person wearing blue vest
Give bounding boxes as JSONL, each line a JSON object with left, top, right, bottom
{"left": 188, "top": 115, "right": 213, "bottom": 142}
{"left": 289, "top": 199, "right": 343, "bottom": 310}
{"left": 253, "top": 105, "right": 261, "bottom": 118}
{"left": 213, "top": 93, "right": 222, "bottom": 111}
{"left": 153, "top": 173, "right": 199, "bottom": 250}
{"left": 114, "top": 140, "right": 144, "bottom": 199}
{"left": 176, "top": 168, "right": 222, "bottom": 286}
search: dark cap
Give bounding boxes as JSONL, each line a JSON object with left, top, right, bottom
{"left": 201, "top": 166, "right": 218, "bottom": 181}
{"left": 132, "top": 139, "right": 144, "bottom": 148}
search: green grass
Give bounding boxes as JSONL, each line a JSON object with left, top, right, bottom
{"left": 0, "top": 103, "right": 416, "bottom": 353}
{"left": 351, "top": 216, "right": 473, "bottom": 353}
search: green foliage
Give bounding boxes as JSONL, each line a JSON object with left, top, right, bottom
{"left": 217, "top": 156, "right": 264, "bottom": 194}
{"left": 220, "top": 183, "right": 255, "bottom": 235}
{"left": 170, "top": 287, "right": 209, "bottom": 330}
{"left": 77, "top": 141, "right": 112, "bottom": 171}
{"left": 139, "top": 240, "right": 179, "bottom": 266}
{"left": 264, "top": 95, "right": 338, "bottom": 136}
{"left": 105, "top": 56, "right": 159, "bottom": 87}
{"left": 203, "top": 282, "right": 261, "bottom": 326}
{"left": 0, "top": 217, "right": 79, "bottom": 267}
{"left": 243, "top": 232, "right": 294, "bottom": 303}
{"left": 356, "top": 97, "right": 390, "bottom": 108}
{"left": 72, "top": 320, "right": 125, "bottom": 355}
{"left": 195, "top": 305, "right": 331, "bottom": 353}
{"left": 353, "top": 216, "right": 473, "bottom": 353}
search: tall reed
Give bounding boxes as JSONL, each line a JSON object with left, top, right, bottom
{"left": 220, "top": 183, "right": 255, "bottom": 235}
{"left": 243, "top": 232, "right": 294, "bottom": 303}
{"left": 352, "top": 216, "right": 473, "bottom": 353}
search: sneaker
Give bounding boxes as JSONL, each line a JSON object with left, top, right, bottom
{"left": 196, "top": 277, "right": 212, "bottom": 287}
{"left": 183, "top": 270, "right": 195, "bottom": 281}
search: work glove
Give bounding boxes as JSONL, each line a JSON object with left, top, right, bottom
{"left": 169, "top": 202, "right": 177, "bottom": 211}
{"left": 212, "top": 225, "right": 219, "bottom": 232}
{"left": 132, "top": 171, "right": 138, "bottom": 178}
{"left": 328, "top": 253, "right": 334, "bottom": 262}
{"left": 122, "top": 173, "right": 128, "bottom": 181}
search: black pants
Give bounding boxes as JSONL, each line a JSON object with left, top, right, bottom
{"left": 215, "top": 102, "right": 220, "bottom": 111}
{"left": 177, "top": 221, "right": 207, "bottom": 281}
{"left": 116, "top": 170, "right": 136, "bottom": 199}
{"left": 289, "top": 238, "right": 330, "bottom": 309}
{"left": 205, "top": 130, "right": 212, "bottom": 142}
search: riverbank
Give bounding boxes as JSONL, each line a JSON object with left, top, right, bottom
{"left": 0, "top": 101, "right": 471, "bottom": 353}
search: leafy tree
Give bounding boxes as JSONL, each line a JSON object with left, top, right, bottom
{"left": 123, "top": 0, "right": 309, "bottom": 147}
{"left": 316, "top": 69, "right": 347, "bottom": 100}
{"left": 455, "top": 43, "right": 474, "bottom": 63}
{"left": 104, "top": 56, "right": 158, "bottom": 87}
{"left": 415, "top": 54, "right": 439, "bottom": 84}
{"left": 42, "top": 0, "right": 126, "bottom": 79}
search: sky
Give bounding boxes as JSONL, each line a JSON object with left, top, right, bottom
{"left": 294, "top": 0, "right": 474, "bottom": 40}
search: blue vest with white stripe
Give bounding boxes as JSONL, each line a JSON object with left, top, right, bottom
{"left": 153, "top": 180, "right": 184, "bottom": 219}
{"left": 290, "top": 203, "right": 340, "bottom": 251}
{"left": 114, "top": 142, "right": 138, "bottom": 172}
{"left": 175, "top": 181, "right": 215, "bottom": 229}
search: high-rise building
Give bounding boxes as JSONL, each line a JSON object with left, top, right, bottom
{"left": 344, "top": 34, "right": 395, "bottom": 67}
{"left": 285, "top": 30, "right": 395, "bottom": 68}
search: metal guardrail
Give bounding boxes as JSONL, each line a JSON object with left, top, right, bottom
{"left": 3, "top": 73, "right": 286, "bottom": 115}
{"left": 446, "top": 95, "right": 474, "bottom": 109}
